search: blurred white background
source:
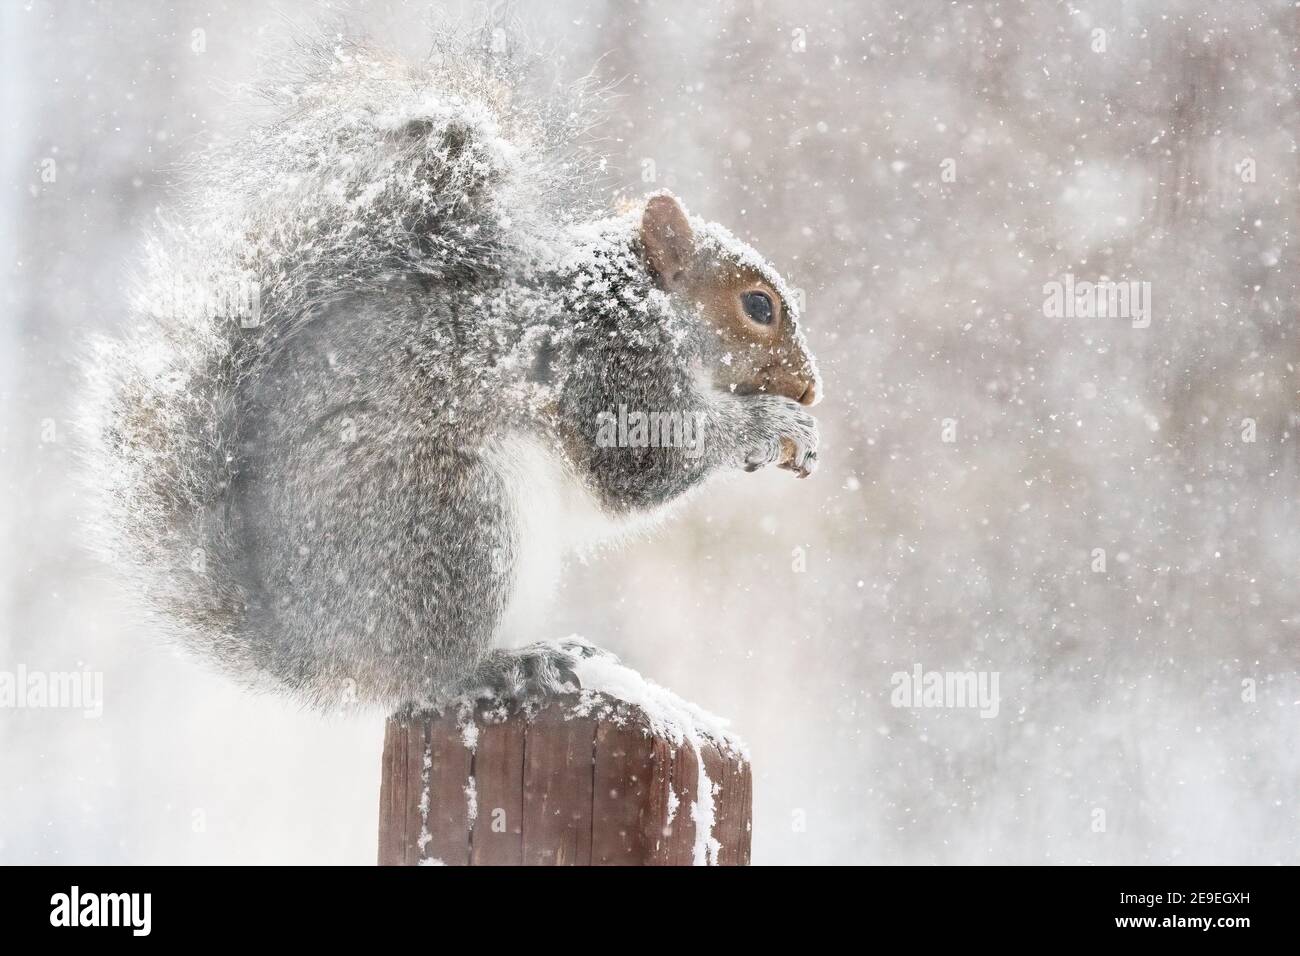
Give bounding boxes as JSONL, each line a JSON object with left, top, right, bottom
{"left": 2, "top": 0, "right": 1298, "bottom": 864}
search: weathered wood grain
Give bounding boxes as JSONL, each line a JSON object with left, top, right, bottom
{"left": 591, "top": 717, "right": 656, "bottom": 864}
{"left": 377, "top": 694, "right": 750, "bottom": 866}
{"left": 521, "top": 703, "right": 595, "bottom": 865}
{"left": 468, "top": 716, "right": 525, "bottom": 865}
{"left": 420, "top": 712, "right": 473, "bottom": 865}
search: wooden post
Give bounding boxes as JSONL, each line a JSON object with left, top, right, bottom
{"left": 377, "top": 693, "right": 752, "bottom": 866}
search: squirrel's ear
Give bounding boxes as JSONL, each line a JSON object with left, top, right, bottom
{"left": 640, "top": 194, "right": 694, "bottom": 290}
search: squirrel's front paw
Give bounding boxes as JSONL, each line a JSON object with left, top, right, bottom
{"left": 742, "top": 397, "right": 820, "bottom": 479}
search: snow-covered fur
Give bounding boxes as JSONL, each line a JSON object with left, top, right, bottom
{"left": 81, "top": 36, "right": 821, "bottom": 709}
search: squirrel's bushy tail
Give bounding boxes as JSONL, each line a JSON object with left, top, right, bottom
{"left": 79, "top": 30, "right": 603, "bottom": 676}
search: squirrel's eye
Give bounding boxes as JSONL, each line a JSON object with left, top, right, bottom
{"left": 741, "top": 291, "right": 774, "bottom": 325}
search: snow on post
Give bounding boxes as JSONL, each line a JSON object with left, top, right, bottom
{"left": 378, "top": 660, "right": 751, "bottom": 866}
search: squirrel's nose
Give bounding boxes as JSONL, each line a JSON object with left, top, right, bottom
{"left": 797, "top": 380, "right": 817, "bottom": 406}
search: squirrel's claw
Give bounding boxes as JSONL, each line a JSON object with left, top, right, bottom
{"left": 775, "top": 433, "right": 819, "bottom": 479}
{"left": 785, "top": 449, "right": 818, "bottom": 479}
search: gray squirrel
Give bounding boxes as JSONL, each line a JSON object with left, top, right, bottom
{"left": 82, "top": 37, "right": 821, "bottom": 709}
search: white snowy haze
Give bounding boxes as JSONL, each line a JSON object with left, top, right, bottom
{"left": 2, "top": 0, "right": 1298, "bottom": 865}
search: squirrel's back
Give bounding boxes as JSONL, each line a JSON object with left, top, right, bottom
{"left": 80, "top": 35, "right": 601, "bottom": 698}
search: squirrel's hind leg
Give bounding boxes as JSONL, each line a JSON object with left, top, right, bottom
{"left": 435, "top": 638, "right": 615, "bottom": 710}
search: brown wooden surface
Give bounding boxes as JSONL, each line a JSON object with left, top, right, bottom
{"left": 521, "top": 704, "right": 595, "bottom": 865}
{"left": 468, "top": 717, "right": 525, "bottom": 865}
{"left": 590, "top": 718, "right": 655, "bottom": 864}
{"left": 377, "top": 694, "right": 751, "bottom": 866}
{"left": 422, "top": 714, "right": 473, "bottom": 865}
{"left": 703, "top": 741, "right": 753, "bottom": 866}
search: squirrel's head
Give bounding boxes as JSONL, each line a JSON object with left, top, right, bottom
{"left": 636, "top": 193, "right": 820, "bottom": 407}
